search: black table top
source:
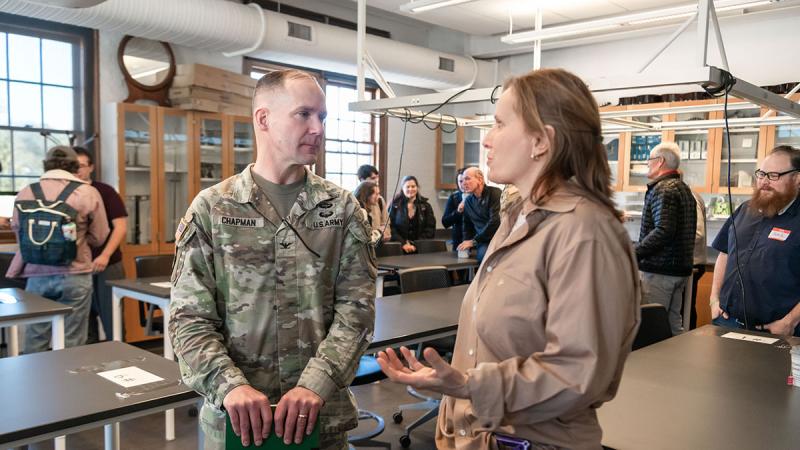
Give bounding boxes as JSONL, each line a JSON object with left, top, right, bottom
{"left": 369, "top": 284, "right": 468, "bottom": 350}
{"left": 107, "top": 276, "right": 171, "bottom": 298}
{"left": 0, "top": 341, "right": 198, "bottom": 445}
{"left": 377, "top": 252, "right": 479, "bottom": 271}
{"left": 0, "top": 288, "right": 71, "bottom": 321}
{"left": 599, "top": 326, "right": 800, "bottom": 450}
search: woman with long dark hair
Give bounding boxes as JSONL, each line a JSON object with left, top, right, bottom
{"left": 388, "top": 175, "right": 436, "bottom": 253}
{"left": 377, "top": 69, "right": 641, "bottom": 449}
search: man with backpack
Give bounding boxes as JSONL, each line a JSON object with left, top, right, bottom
{"left": 6, "top": 146, "right": 109, "bottom": 353}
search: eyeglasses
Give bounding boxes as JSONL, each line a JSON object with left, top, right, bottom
{"left": 647, "top": 156, "right": 662, "bottom": 162}
{"left": 754, "top": 168, "right": 800, "bottom": 181}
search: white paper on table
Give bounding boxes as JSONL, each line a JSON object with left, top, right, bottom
{"left": 721, "top": 332, "right": 779, "bottom": 344}
{"left": 150, "top": 281, "right": 172, "bottom": 288}
{"left": 97, "top": 366, "right": 164, "bottom": 388}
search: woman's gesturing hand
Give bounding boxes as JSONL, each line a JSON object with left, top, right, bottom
{"left": 376, "top": 346, "right": 470, "bottom": 399}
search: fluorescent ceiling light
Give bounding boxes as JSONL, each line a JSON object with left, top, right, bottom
{"left": 501, "top": 0, "right": 775, "bottom": 44}
{"left": 399, "top": 0, "right": 478, "bottom": 14}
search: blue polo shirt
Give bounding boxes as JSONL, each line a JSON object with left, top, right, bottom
{"left": 712, "top": 197, "right": 800, "bottom": 335}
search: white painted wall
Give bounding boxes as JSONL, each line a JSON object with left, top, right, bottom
{"left": 383, "top": 84, "right": 443, "bottom": 222}
{"left": 501, "top": 11, "right": 800, "bottom": 105}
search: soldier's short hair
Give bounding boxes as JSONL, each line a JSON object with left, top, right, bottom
{"left": 252, "top": 69, "right": 319, "bottom": 110}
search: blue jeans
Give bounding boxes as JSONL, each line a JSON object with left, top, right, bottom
{"left": 25, "top": 273, "right": 93, "bottom": 353}
{"left": 476, "top": 243, "right": 489, "bottom": 263}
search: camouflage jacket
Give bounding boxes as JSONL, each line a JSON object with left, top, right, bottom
{"left": 169, "top": 165, "right": 376, "bottom": 435}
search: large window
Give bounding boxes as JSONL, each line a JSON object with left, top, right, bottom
{"left": 244, "top": 58, "right": 384, "bottom": 193}
{"left": 324, "top": 83, "right": 377, "bottom": 192}
{"left": 0, "top": 15, "right": 94, "bottom": 192}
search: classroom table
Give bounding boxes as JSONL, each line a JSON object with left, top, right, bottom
{"left": 599, "top": 325, "right": 800, "bottom": 449}
{"left": 376, "top": 252, "right": 479, "bottom": 296}
{"left": 0, "top": 287, "right": 70, "bottom": 356}
{"left": 107, "top": 276, "right": 175, "bottom": 440}
{"left": 0, "top": 341, "right": 199, "bottom": 450}
{"left": 369, "top": 284, "right": 467, "bottom": 351}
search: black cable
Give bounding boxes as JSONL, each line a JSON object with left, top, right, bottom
{"left": 717, "top": 72, "right": 749, "bottom": 330}
{"left": 489, "top": 85, "right": 502, "bottom": 104}
{"left": 378, "top": 117, "right": 408, "bottom": 241}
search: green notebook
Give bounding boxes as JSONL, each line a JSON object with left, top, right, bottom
{"left": 225, "top": 409, "right": 320, "bottom": 450}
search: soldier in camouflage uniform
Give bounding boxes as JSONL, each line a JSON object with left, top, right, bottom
{"left": 170, "top": 69, "right": 377, "bottom": 450}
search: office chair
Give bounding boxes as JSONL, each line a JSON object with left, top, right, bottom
{"left": 633, "top": 304, "right": 673, "bottom": 351}
{"left": 394, "top": 266, "right": 452, "bottom": 447}
{"left": 412, "top": 239, "right": 447, "bottom": 254}
{"left": 348, "top": 356, "right": 389, "bottom": 448}
{"left": 134, "top": 254, "right": 174, "bottom": 336}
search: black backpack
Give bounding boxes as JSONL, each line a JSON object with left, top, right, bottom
{"left": 15, "top": 181, "right": 82, "bottom": 266}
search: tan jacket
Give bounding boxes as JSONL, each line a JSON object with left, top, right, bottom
{"left": 7, "top": 170, "right": 109, "bottom": 278}
{"left": 436, "top": 187, "right": 641, "bottom": 450}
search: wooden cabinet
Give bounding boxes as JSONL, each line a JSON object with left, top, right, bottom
{"left": 110, "top": 104, "right": 254, "bottom": 269}
{"left": 603, "top": 97, "right": 797, "bottom": 195}
{"left": 435, "top": 126, "right": 482, "bottom": 190}
{"left": 102, "top": 102, "right": 253, "bottom": 341}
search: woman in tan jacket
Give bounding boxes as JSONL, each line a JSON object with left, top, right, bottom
{"left": 377, "top": 68, "right": 641, "bottom": 449}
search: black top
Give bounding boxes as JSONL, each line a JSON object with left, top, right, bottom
{"left": 370, "top": 284, "right": 467, "bottom": 350}
{"left": 599, "top": 326, "right": 800, "bottom": 450}
{"left": 636, "top": 172, "right": 697, "bottom": 276}
{"left": 376, "top": 251, "right": 479, "bottom": 271}
{"left": 0, "top": 288, "right": 71, "bottom": 321}
{"left": 0, "top": 341, "right": 198, "bottom": 446}
{"left": 388, "top": 194, "right": 436, "bottom": 245}
{"left": 463, "top": 186, "right": 501, "bottom": 245}
{"left": 91, "top": 181, "right": 128, "bottom": 265}
{"left": 712, "top": 199, "right": 800, "bottom": 333}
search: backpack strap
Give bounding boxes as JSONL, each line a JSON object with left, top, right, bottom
{"left": 55, "top": 181, "right": 83, "bottom": 203}
{"left": 30, "top": 182, "right": 46, "bottom": 201}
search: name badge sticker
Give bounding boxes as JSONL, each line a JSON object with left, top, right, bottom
{"left": 768, "top": 227, "right": 791, "bottom": 241}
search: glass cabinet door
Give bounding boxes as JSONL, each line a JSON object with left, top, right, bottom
{"left": 604, "top": 133, "right": 621, "bottom": 188}
{"left": 775, "top": 123, "right": 800, "bottom": 148}
{"left": 198, "top": 115, "right": 224, "bottom": 190}
{"left": 628, "top": 131, "right": 662, "bottom": 188}
{"left": 231, "top": 117, "right": 254, "bottom": 176}
{"left": 121, "top": 106, "right": 155, "bottom": 246}
{"left": 674, "top": 111, "right": 710, "bottom": 189}
{"left": 160, "top": 109, "right": 189, "bottom": 245}
{"left": 719, "top": 107, "right": 760, "bottom": 190}
{"left": 439, "top": 128, "right": 457, "bottom": 187}
{"left": 463, "top": 127, "right": 481, "bottom": 168}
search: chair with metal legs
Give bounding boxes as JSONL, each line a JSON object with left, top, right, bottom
{"left": 392, "top": 266, "right": 452, "bottom": 448}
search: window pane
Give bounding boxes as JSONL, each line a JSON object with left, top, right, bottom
{"left": 326, "top": 85, "right": 339, "bottom": 120}
{"left": 13, "top": 131, "right": 45, "bottom": 177}
{"left": 9, "top": 82, "right": 41, "bottom": 128}
{"left": 342, "top": 153, "right": 357, "bottom": 170}
{"left": 0, "top": 33, "right": 6, "bottom": 79}
{"left": 42, "top": 39, "right": 73, "bottom": 86}
{"left": 325, "top": 152, "right": 341, "bottom": 172}
{"left": 355, "top": 121, "right": 371, "bottom": 141}
{"left": 0, "top": 130, "right": 10, "bottom": 175}
{"left": 43, "top": 85, "right": 74, "bottom": 130}
{"left": 339, "top": 87, "right": 355, "bottom": 121}
{"left": 358, "top": 143, "right": 372, "bottom": 155}
{"left": 342, "top": 141, "right": 357, "bottom": 153}
{"left": 357, "top": 154, "right": 372, "bottom": 167}
{"left": 341, "top": 176, "right": 357, "bottom": 192}
{"left": 0, "top": 81, "right": 7, "bottom": 126}
{"left": 8, "top": 34, "right": 40, "bottom": 82}
{"left": 339, "top": 121, "right": 354, "bottom": 141}
{"left": 326, "top": 119, "right": 339, "bottom": 139}
{"left": 14, "top": 176, "right": 37, "bottom": 191}
{"left": 0, "top": 177, "right": 12, "bottom": 192}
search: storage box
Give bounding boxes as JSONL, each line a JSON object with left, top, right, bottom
{"left": 172, "top": 63, "right": 256, "bottom": 98}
